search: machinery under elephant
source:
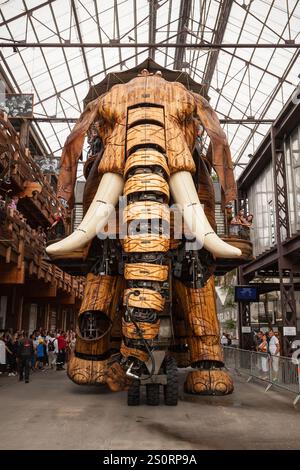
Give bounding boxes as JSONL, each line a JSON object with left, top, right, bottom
{"left": 46, "top": 68, "right": 244, "bottom": 404}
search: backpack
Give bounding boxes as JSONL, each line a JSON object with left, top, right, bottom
{"left": 20, "top": 339, "right": 32, "bottom": 357}
{"left": 48, "top": 339, "right": 55, "bottom": 352}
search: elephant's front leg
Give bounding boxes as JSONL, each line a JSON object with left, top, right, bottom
{"left": 68, "top": 272, "right": 123, "bottom": 385}
{"left": 175, "top": 277, "right": 234, "bottom": 395}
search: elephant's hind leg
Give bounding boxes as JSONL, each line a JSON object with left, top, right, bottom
{"left": 175, "top": 277, "right": 234, "bottom": 395}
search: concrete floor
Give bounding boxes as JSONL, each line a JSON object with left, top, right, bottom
{"left": 0, "top": 367, "right": 299, "bottom": 450}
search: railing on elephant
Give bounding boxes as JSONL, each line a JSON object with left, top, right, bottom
{"left": 227, "top": 223, "right": 251, "bottom": 240}
{"left": 223, "top": 346, "right": 300, "bottom": 407}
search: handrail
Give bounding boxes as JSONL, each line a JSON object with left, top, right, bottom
{"left": 224, "top": 346, "right": 300, "bottom": 406}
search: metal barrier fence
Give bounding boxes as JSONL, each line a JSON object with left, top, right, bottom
{"left": 223, "top": 346, "right": 300, "bottom": 406}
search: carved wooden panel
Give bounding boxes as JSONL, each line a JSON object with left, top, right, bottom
{"left": 127, "top": 106, "right": 164, "bottom": 128}
{"left": 123, "top": 201, "right": 170, "bottom": 223}
{"left": 122, "top": 318, "right": 160, "bottom": 339}
{"left": 124, "top": 262, "right": 168, "bottom": 282}
{"left": 124, "top": 173, "right": 169, "bottom": 198}
{"left": 123, "top": 287, "right": 165, "bottom": 311}
{"left": 126, "top": 124, "right": 165, "bottom": 154}
{"left": 124, "top": 149, "right": 169, "bottom": 177}
{"left": 123, "top": 234, "right": 170, "bottom": 253}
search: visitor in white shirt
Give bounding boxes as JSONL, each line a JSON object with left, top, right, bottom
{"left": 0, "top": 334, "right": 6, "bottom": 374}
{"left": 221, "top": 333, "right": 228, "bottom": 346}
{"left": 268, "top": 330, "right": 280, "bottom": 380}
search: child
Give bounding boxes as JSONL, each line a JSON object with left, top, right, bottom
{"left": 36, "top": 338, "right": 45, "bottom": 370}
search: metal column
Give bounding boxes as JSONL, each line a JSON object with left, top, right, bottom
{"left": 271, "top": 125, "right": 297, "bottom": 356}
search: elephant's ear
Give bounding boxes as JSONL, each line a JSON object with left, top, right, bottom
{"left": 192, "top": 92, "right": 237, "bottom": 207}
{"left": 57, "top": 97, "right": 101, "bottom": 209}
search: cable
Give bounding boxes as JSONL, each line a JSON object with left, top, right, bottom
{"left": 125, "top": 290, "right": 156, "bottom": 379}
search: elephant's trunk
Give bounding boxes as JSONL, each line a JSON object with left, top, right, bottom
{"left": 121, "top": 146, "right": 170, "bottom": 366}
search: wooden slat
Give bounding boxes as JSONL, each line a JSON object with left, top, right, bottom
{"left": 126, "top": 124, "right": 165, "bottom": 154}
{"left": 127, "top": 106, "right": 164, "bottom": 127}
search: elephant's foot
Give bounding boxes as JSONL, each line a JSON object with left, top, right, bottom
{"left": 68, "top": 353, "right": 132, "bottom": 392}
{"left": 184, "top": 369, "right": 234, "bottom": 396}
{"left": 106, "top": 361, "right": 132, "bottom": 392}
{"left": 67, "top": 353, "right": 109, "bottom": 385}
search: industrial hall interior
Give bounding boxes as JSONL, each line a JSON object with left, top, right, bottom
{"left": 0, "top": 0, "right": 300, "bottom": 453}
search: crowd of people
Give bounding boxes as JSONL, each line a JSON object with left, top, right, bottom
{"left": 255, "top": 329, "right": 281, "bottom": 380}
{"left": 221, "top": 329, "right": 281, "bottom": 380}
{"left": 221, "top": 332, "right": 233, "bottom": 346}
{"left": 0, "top": 329, "right": 76, "bottom": 383}
{"left": 230, "top": 209, "right": 254, "bottom": 228}
{"left": 0, "top": 192, "right": 64, "bottom": 243}
{"left": 225, "top": 207, "right": 254, "bottom": 239}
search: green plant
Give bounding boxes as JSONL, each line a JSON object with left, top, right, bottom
{"left": 223, "top": 319, "right": 236, "bottom": 330}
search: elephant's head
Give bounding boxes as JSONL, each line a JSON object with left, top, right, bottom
{"left": 46, "top": 72, "right": 241, "bottom": 262}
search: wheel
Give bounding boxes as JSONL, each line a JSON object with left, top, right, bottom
{"left": 146, "top": 383, "right": 160, "bottom": 406}
{"left": 164, "top": 356, "right": 178, "bottom": 406}
{"left": 127, "top": 380, "right": 140, "bottom": 406}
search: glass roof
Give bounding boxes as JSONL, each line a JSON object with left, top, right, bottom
{"left": 1, "top": 0, "right": 299, "bottom": 177}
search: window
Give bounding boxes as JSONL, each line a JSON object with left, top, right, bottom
{"left": 285, "top": 125, "right": 300, "bottom": 235}
{"left": 248, "top": 162, "right": 276, "bottom": 256}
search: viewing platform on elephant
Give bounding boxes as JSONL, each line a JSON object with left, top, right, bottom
{"left": 216, "top": 223, "right": 254, "bottom": 276}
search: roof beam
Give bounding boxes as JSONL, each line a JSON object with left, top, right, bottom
{"left": 0, "top": 57, "right": 49, "bottom": 156}
{"left": 173, "top": 0, "right": 192, "bottom": 69}
{"left": 202, "top": 0, "right": 233, "bottom": 94}
{"left": 0, "top": 9, "right": 60, "bottom": 152}
{"left": 113, "top": 0, "right": 123, "bottom": 69}
{"left": 93, "top": 1, "right": 107, "bottom": 74}
{"left": 22, "top": 0, "right": 73, "bottom": 135}
{"left": 49, "top": 2, "right": 82, "bottom": 113}
{"left": 32, "top": 31, "right": 181, "bottom": 108}
{"left": 70, "top": 0, "right": 92, "bottom": 85}
{"left": 148, "top": 0, "right": 158, "bottom": 60}
{"left": 0, "top": 0, "right": 57, "bottom": 27}
{"left": 133, "top": 0, "right": 138, "bottom": 65}
{"left": 231, "top": 0, "right": 299, "bottom": 163}
{"left": 234, "top": 48, "right": 300, "bottom": 165}
{"left": 29, "top": 117, "right": 274, "bottom": 124}
{"left": 164, "top": 0, "right": 173, "bottom": 67}
{"left": 1, "top": 41, "right": 299, "bottom": 49}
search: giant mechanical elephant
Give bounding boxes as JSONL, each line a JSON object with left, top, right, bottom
{"left": 46, "top": 69, "right": 242, "bottom": 402}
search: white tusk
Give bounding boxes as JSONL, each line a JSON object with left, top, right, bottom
{"left": 46, "top": 172, "right": 124, "bottom": 259}
{"left": 169, "top": 171, "right": 242, "bottom": 259}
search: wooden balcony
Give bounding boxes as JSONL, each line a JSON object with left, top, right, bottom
{"left": 0, "top": 205, "right": 83, "bottom": 300}
{"left": 0, "top": 111, "right": 66, "bottom": 226}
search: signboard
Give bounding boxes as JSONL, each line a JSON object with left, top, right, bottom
{"left": 242, "top": 326, "right": 251, "bottom": 333}
{"left": 35, "top": 155, "right": 58, "bottom": 174}
{"left": 261, "top": 327, "right": 269, "bottom": 333}
{"left": 235, "top": 285, "right": 259, "bottom": 302}
{"left": 0, "top": 93, "right": 34, "bottom": 118}
{"left": 283, "top": 326, "right": 297, "bottom": 336}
